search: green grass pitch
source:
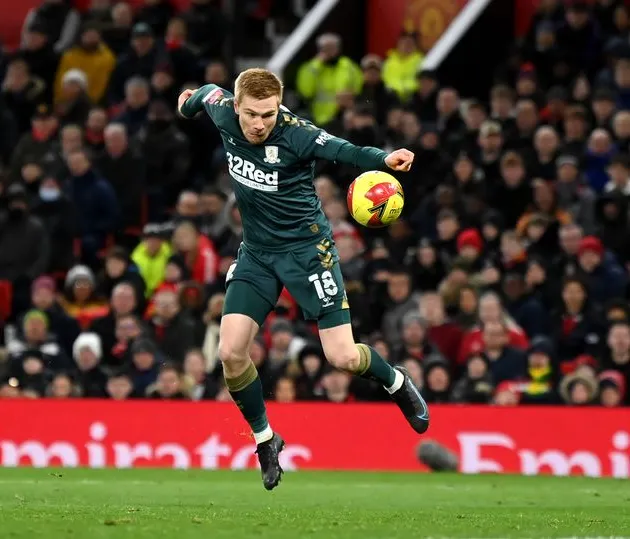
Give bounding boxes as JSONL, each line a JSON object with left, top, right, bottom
{"left": 0, "top": 468, "right": 628, "bottom": 538}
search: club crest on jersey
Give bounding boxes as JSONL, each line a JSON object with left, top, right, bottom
{"left": 263, "top": 146, "right": 281, "bottom": 164}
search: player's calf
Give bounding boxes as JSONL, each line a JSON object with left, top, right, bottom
{"left": 319, "top": 324, "right": 429, "bottom": 435}
{"left": 219, "top": 313, "right": 274, "bottom": 445}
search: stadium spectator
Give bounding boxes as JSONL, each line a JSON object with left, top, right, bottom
{"left": 129, "top": 337, "right": 160, "bottom": 396}
{"left": 31, "top": 174, "right": 76, "bottom": 275}
{"left": 107, "top": 22, "right": 158, "bottom": 106}
{"left": 64, "top": 147, "right": 119, "bottom": 265}
{"left": 296, "top": 33, "right": 362, "bottom": 126}
{"left": 146, "top": 362, "right": 187, "bottom": 399}
{"left": 183, "top": 348, "right": 218, "bottom": 400}
{"left": 90, "top": 282, "right": 139, "bottom": 364}
{"left": 58, "top": 265, "right": 109, "bottom": 329}
{"left": 54, "top": 24, "right": 115, "bottom": 106}
{"left": 105, "top": 370, "right": 133, "bottom": 400}
{"left": 180, "top": 0, "right": 227, "bottom": 60}
{"left": 381, "top": 32, "right": 424, "bottom": 103}
{"left": 0, "top": 0, "right": 628, "bottom": 408}
{"left": 30, "top": 275, "right": 80, "bottom": 355}
{"left": 96, "top": 122, "right": 146, "bottom": 237}
{"left": 21, "top": 0, "right": 81, "bottom": 54}
{"left": 71, "top": 331, "right": 108, "bottom": 397}
{"left": 2, "top": 57, "right": 47, "bottom": 137}
{"left": 0, "top": 184, "right": 50, "bottom": 315}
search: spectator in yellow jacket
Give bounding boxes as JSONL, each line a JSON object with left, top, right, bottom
{"left": 382, "top": 32, "right": 425, "bottom": 103}
{"left": 296, "top": 33, "right": 363, "bottom": 126}
{"left": 131, "top": 224, "right": 173, "bottom": 298}
{"left": 54, "top": 24, "right": 115, "bottom": 106}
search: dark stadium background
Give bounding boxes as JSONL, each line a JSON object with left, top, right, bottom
{"left": 0, "top": 0, "right": 628, "bottom": 478}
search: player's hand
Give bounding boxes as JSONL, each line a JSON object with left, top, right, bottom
{"left": 385, "top": 149, "right": 414, "bottom": 172}
{"left": 177, "top": 88, "right": 197, "bottom": 115}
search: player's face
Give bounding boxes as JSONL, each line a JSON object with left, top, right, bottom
{"left": 235, "top": 95, "right": 279, "bottom": 144}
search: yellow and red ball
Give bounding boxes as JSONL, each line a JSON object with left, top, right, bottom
{"left": 346, "top": 171, "right": 405, "bottom": 228}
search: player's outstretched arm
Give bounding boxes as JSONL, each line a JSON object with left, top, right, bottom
{"left": 309, "top": 130, "right": 414, "bottom": 172}
{"left": 178, "top": 84, "right": 224, "bottom": 119}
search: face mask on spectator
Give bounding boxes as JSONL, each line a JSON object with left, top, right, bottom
{"left": 39, "top": 187, "right": 61, "bottom": 201}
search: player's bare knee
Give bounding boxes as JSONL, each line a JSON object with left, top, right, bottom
{"left": 217, "top": 341, "right": 248, "bottom": 369}
{"left": 327, "top": 347, "right": 361, "bottom": 372}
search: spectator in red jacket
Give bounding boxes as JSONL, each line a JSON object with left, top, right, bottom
{"left": 458, "top": 291, "right": 529, "bottom": 365}
{"left": 171, "top": 220, "right": 218, "bottom": 286}
{"left": 419, "top": 292, "right": 463, "bottom": 363}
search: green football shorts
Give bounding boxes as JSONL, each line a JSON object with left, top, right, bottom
{"left": 223, "top": 238, "right": 351, "bottom": 329}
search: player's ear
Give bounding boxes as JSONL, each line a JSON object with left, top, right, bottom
{"left": 234, "top": 100, "right": 239, "bottom": 114}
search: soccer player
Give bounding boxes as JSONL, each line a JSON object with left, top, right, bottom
{"left": 178, "top": 69, "right": 429, "bottom": 490}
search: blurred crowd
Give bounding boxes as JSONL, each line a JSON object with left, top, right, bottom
{"left": 0, "top": 0, "right": 628, "bottom": 408}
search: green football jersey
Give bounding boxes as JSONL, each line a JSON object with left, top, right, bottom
{"left": 181, "top": 84, "right": 389, "bottom": 251}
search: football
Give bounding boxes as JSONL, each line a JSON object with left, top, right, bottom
{"left": 346, "top": 171, "right": 405, "bottom": 228}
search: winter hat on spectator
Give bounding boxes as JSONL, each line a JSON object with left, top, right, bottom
{"left": 482, "top": 209, "right": 504, "bottom": 231}
{"left": 578, "top": 236, "right": 604, "bottom": 258}
{"left": 270, "top": 318, "right": 293, "bottom": 335}
{"left": 423, "top": 353, "right": 449, "bottom": 374}
{"left": 608, "top": 153, "right": 630, "bottom": 171}
{"left": 31, "top": 276, "right": 56, "bottom": 294}
{"left": 592, "top": 86, "right": 617, "bottom": 103}
{"left": 6, "top": 183, "right": 27, "bottom": 203}
{"left": 105, "top": 245, "right": 128, "bottom": 262}
{"left": 494, "top": 380, "right": 523, "bottom": 403}
{"left": 179, "top": 281, "right": 204, "bottom": 309}
{"left": 559, "top": 369, "right": 598, "bottom": 403}
{"left": 72, "top": 332, "right": 102, "bottom": 361}
{"left": 599, "top": 370, "right": 626, "bottom": 402}
{"left": 559, "top": 354, "right": 598, "bottom": 375}
{"left": 361, "top": 54, "right": 382, "bottom": 70}
{"left": 65, "top": 265, "right": 95, "bottom": 289}
{"left": 62, "top": 69, "right": 88, "bottom": 89}
{"left": 32, "top": 103, "right": 54, "bottom": 120}
{"left": 457, "top": 229, "right": 483, "bottom": 253}
{"left": 528, "top": 336, "right": 554, "bottom": 359}
{"left": 132, "top": 22, "right": 153, "bottom": 38}
{"left": 436, "top": 208, "right": 458, "bottom": 223}
{"left": 556, "top": 154, "right": 579, "bottom": 169}
{"left": 142, "top": 223, "right": 164, "bottom": 239}
{"left": 402, "top": 311, "right": 427, "bottom": 329}
{"left": 518, "top": 62, "right": 537, "bottom": 80}
{"left": 23, "top": 309, "right": 49, "bottom": 328}
{"left": 131, "top": 338, "right": 156, "bottom": 356}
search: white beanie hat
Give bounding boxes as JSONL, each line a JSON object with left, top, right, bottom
{"left": 65, "top": 265, "right": 95, "bottom": 289}
{"left": 73, "top": 332, "right": 102, "bottom": 361}
{"left": 62, "top": 69, "right": 88, "bottom": 89}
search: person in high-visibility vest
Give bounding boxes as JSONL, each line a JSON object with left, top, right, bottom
{"left": 382, "top": 32, "right": 425, "bottom": 103}
{"left": 296, "top": 33, "right": 363, "bottom": 126}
